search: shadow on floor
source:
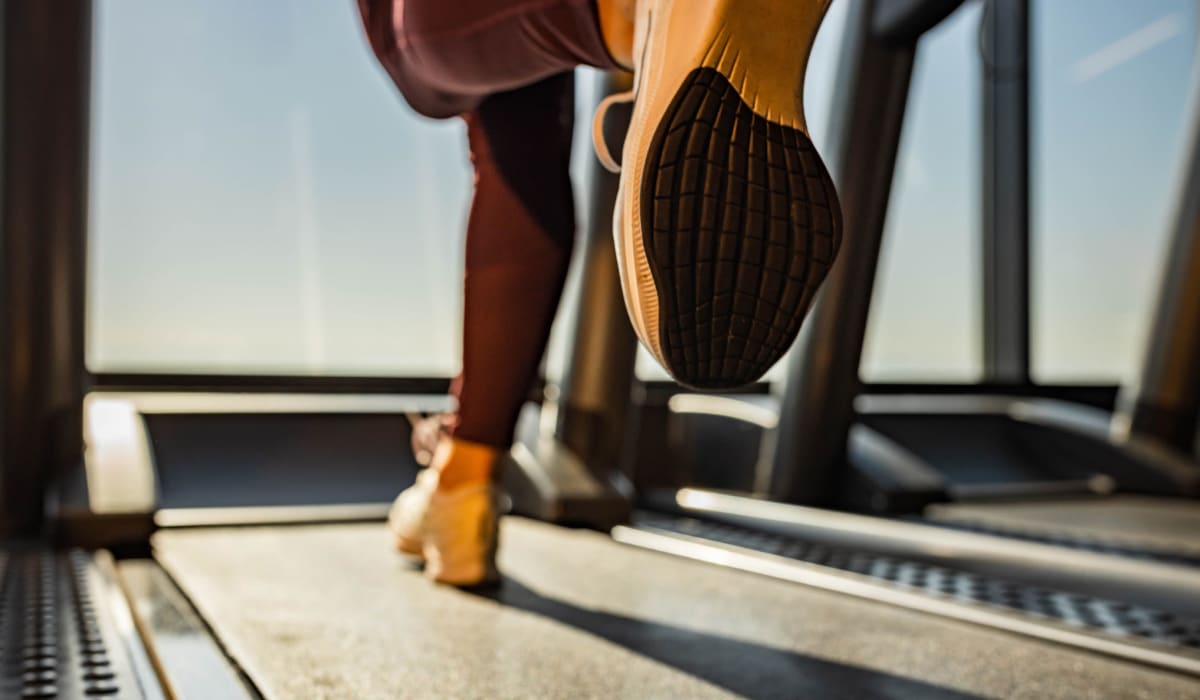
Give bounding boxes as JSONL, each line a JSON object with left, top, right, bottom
{"left": 468, "top": 578, "right": 984, "bottom": 700}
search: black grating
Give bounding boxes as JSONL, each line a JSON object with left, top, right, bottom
{"left": 914, "top": 517, "right": 1200, "bottom": 569}
{"left": 1, "top": 547, "right": 149, "bottom": 699}
{"left": 637, "top": 513, "right": 1200, "bottom": 651}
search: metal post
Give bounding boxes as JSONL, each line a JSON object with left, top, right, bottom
{"left": 981, "top": 0, "right": 1030, "bottom": 383}
{"left": 0, "top": 1, "right": 91, "bottom": 535}
{"left": 555, "top": 71, "right": 640, "bottom": 472}
{"left": 1117, "top": 57, "right": 1200, "bottom": 455}
{"left": 770, "top": 0, "right": 961, "bottom": 505}
{"left": 502, "top": 72, "right": 637, "bottom": 527}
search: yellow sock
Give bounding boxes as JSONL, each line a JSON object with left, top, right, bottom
{"left": 431, "top": 437, "right": 498, "bottom": 491}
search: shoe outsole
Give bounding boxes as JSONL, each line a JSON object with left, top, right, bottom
{"left": 641, "top": 67, "right": 841, "bottom": 389}
{"left": 394, "top": 534, "right": 423, "bottom": 558}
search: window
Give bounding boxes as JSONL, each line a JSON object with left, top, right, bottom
{"left": 88, "top": 0, "right": 604, "bottom": 378}
{"left": 1031, "top": 0, "right": 1198, "bottom": 384}
{"left": 861, "top": 1, "right": 984, "bottom": 383}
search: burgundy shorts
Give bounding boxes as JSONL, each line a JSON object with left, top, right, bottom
{"left": 357, "top": 0, "right": 618, "bottom": 118}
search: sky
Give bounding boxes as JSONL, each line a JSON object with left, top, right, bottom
{"left": 87, "top": 0, "right": 1198, "bottom": 386}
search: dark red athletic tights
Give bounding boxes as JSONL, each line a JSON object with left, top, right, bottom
{"left": 357, "top": 0, "right": 618, "bottom": 448}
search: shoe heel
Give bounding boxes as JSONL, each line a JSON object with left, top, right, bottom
{"left": 698, "top": 0, "right": 835, "bottom": 128}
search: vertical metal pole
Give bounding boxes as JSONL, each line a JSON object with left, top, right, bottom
{"left": 770, "top": 0, "right": 920, "bottom": 505}
{"left": 555, "top": 71, "right": 639, "bottom": 474}
{"left": 1, "top": 1, "right": 91, "bottom": 535}
{"left": 1117, "top": 58, "right": 1200, "bottom": 455}
{"left": 502, "top": 73, "right": 635, "bottom": 527}
{"left": 981, "top": 0, "right": 1030, "bottom": 383}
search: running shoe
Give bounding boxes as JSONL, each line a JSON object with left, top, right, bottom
{"left": 595, "top": 0, "right": 842, "bottom": 389}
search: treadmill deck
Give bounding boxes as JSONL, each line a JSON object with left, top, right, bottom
{"left": 153, "top": 519, "right": 1200, "bottom": 699}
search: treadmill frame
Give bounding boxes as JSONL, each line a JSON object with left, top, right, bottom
{"left": 767, "top": 0, "right": 1200, "bottom": 506}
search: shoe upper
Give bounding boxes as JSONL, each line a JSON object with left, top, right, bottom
{"left": 388, "top": 468, "right": 439, "bottom": 551}
{"left": 387, "top": 468, "right": 502, "bottom": 586}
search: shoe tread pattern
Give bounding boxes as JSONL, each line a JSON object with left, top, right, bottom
{"left": 642, "top": 67, "right": 842, "bottom": 389}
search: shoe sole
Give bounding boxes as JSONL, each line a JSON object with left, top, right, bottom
{"left": 621, "top": 0, "right": 841, "bottom": 389}
{"left": 394, "top": 533, "right": 424, "bottom": 558}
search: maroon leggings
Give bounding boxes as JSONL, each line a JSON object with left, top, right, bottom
{"left": 358, "top": 1, "right": 618, "bottom": 448}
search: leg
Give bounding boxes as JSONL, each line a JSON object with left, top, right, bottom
{"left": 453, "top": 72, "right": 578, "bottom": 457}
{"left": 387, "top": 75, "right": 578, "bottom": 585}
{"left": 363, "top": 0, "right": 843, "bottom": 390}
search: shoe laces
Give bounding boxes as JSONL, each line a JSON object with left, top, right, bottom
{"left": 591, "top": 89, "right": 636, "bottom": 174}
{"left": 406, "top": 412, "right": 453, "bottom": 466}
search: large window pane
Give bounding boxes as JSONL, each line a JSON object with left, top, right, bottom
{"left": 88, "top": 0, "right": 604, "bottom": 378}
{"left": 89, "top": 0, "right": 469, "bottom": 375}
{"left": 861, "top": 1, "right": 984, "bottom": 382}
{"left": 1032, "top": 0, "right": 1198, "bottom": 384}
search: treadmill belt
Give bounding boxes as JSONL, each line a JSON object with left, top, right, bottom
{"left": 153, "top": 519, "right": 1200, "bottom": 699}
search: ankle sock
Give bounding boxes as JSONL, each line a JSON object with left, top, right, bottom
{"left": 431, "top": 437, "right": 498, "bottom": 491}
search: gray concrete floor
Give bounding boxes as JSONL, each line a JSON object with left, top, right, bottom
{"left": 154, "top": 519, "right": 1200, "bottom": 700}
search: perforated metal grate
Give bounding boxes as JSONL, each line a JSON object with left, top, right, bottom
{"left": 637, "top": 513, "right": 1200, "bottom": 651}
{"left": 0, "top": 548, "right": 146, "bottom": 699}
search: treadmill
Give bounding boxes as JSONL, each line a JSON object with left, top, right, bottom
{"left": 3, "top": 0, "right": 1200, "bottom": 698}
{"left": 672, "top": 0, "right": 1200, "bottom": 547}
{"left": 616, "top": 0, "right": 1200, "bottom": 680}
